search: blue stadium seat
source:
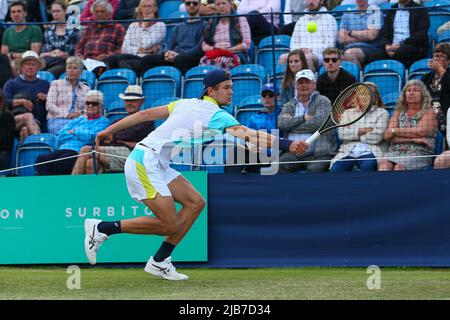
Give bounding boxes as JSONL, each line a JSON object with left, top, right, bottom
{"left": 436, "top": 30, "right": 450, "bottom": 44}
{"left": 37, "top": 71, "right": 55, "bottom": 83}
{"left": 256, "top": 35, "right": 291, "bottom": 75}
{"left": 382, "top": 92, "right": 399, "bottom": 117}
{"left": 105, "top": 100, "right": 128, "bottom": 123}
{"left": 16, "top": 133, "right": 58, "bottom": 176}
{"left": 147, "top": 96, "right": 180, "bottom": 127}
{"left": 59, "top": 70, "right": 97, "bottom": 89}
{"left": 97, "top": 69, "right": 137, "bottom": 108}
{"left": 435, "top": 130, "right": 444, "bottom": 156}
{"left": 234, "top": 95, "right": 264, "bottom": 127}
{"left": 424, "top": 0, "right": 450, "bottom": 13}
{"left": 362, "top": 59, "right": 406, "bottom": 99}
{"left": 408, "top": 58, "right": 431, "bottom": 80}
{"left": 142, "top": 66, "right": 182, "bottom": 103}
{"left": 268, "top": 64, "right": 286, "bottom": 92}
{"left": 230, "top": 64, "right": 267, "bottom": 108}
{"left": 7, "top": 138, "right": 20, "bottom": 176}
{"left": 182, "top": 65, "right": 220, "bottom": 98}
{"left": 428, "top": 13, "right": 450, "bottom": 42}
{"left": 331, "top": 4, "right": 356, "bottom": 24}
{"left": 159, "top": 0, "right": 182, "bottom": 19}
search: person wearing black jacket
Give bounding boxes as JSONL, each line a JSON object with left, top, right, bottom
{"left": 114, "top": 0, "right": 139, "bottom": 20}
{"left": 0, "top": 89, "right": 16, "bottom": 174}
{"left": 422, "top": 43, "right": 450, "bottom": 136}
{"left": 367, "top": 0, "right": 430, "bottom": 68}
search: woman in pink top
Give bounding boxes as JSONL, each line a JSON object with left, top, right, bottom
{"left": 200, "top": 0, "right": 251, "bottom": 70}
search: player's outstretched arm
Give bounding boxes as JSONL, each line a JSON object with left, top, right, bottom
{"left": 225, "top": 125, "right": 308, "bottom": 155}
{"left": 95, "top": 106, "right": 170, "bottom": 147}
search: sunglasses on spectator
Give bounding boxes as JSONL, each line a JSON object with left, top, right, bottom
{"left": 185, "top": 1, "right": 199, "bottom": 6}
{"left": 324, "top": 57, "right": 339, "bottom": 63}
{"left": 262, "top": 92, "right": 274, "bottom": 98}
{"left": 86, "top": 101, "right": 100, "bottom": 106}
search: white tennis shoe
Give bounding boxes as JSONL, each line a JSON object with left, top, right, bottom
{"left": 84, "top": 219, "right": 108, "bottom": 265}
{"left": 144, "top": 256, "right": 189, "bottom": 281}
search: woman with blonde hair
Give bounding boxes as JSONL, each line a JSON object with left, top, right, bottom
{"left": 104, "top": 0, "right": 166, "bottom": 75}
{"left": 379, "top": 80, "right": 438, "bottom": 171}
{"left": 330, "top": 82, "right": 389, "bottom": 172}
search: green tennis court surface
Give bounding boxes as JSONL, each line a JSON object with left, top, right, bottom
{"left": 1, "top": 267, "right": 450, "bottom": 300}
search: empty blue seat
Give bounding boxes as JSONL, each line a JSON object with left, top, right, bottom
{"left": 142, "top": 66, "right": 182, "bottom": 103}
{"left": 16, "top": 133, "right": 58, "bottom": 176}
{"left": 256, "top": 35, "right": 291, "bottom": 75}
{"left": 436, "top": 30, "right": 450, "bottom": 44}
{"left": 382, "top": 92, "right": 399, "bottom": 117}
{"left": 362, "top": 59, "right": 406, "bottom": 99}
{"left": 182, "top": 65, "right": 219, "bottom": 98}
{"left": 37, "top": 70, "right": 55, "bottom": 83}
{"left": 230, "top": 64, "right": 267, "bottom": 108}
{"left": 429, "top": 13, "right": 450, "bottom": 42}
{"left": 97, "top": 69, "right": 137, "bottom": 107}
{"left": 268, "top": 64, "right": 286, "bottom": 92}
{"left": 234, "top": 95, "right": 264, "bottom": 127}
{"left": 59, "top": 70, "right": 97, "bottom": 89}
{"left": 159, "top": 0, "right": 182, "bottom": 19}
{"left": 408, "top": 58, "right": 431, "bottom": 80}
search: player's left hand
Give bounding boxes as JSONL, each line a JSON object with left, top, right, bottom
{"left": 290, "top": 140, "right": 308, "bottom": 156}
{"left": 95, "top": 129, "right": 113, "bottom": 150}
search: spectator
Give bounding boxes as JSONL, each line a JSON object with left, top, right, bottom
{"left": 3, "top": 51, "right": 50, "bottom": 140}
{"left": 330, "top": 82, "right": 389, "bottom": 172}
{"left": 379, "top": 80, "right": 437, "bottom": 171}
{"left": 281, "top": 0, "right": 307, "bottom": 37}
{"left": 72, "top": 85, "right": 154, "bottom": 174}
{"left": 248, "top": 83, "right": 281, "bottom": 132}
{"left": 0, "top": 53, "right": 12, "bottom": 89}
{"left": 367, "top": 0, "right": 429, "bottom": 68}
{"left": 278, "top": 69, "right": 336, "bottom": 172}
{"left": 179, "top": 0, "right": 219, "bottom": 16}
{"left": 434, "top": 108, "right": 450, "bottom": 169}
{"left": 46, "top": 56, "right": 90, "bottom": 135}
{"left": 316, "top": 47, "right": 356, "bottom": 104}
{"left": 140, "top": 0, "right": 206, "bottom": 75}
{"left": 421, "top": 43, "right": 450, "bottom": 137}
{"left": 40, "top": 0, "right": 82, "bottom": 77}
{"left": 280, "top": 49, "right": 308, "bottom": 105}
{"left": 104, "top": 0, "right": 166, "bottom": 75}
{"left": 237, "top": 0, "right": 281, "bottom": 45}
{"left": 199, "top": 0, "right": 251, "bottom": 71}
{"left": 114, "top": 0, "right": 140, "bottom": 20}
{"left": 0, "top": 89, "right": 16, "bottom": 174}
{"left": 75, "top": 0, "right": 126, "bottom": 62}
{"left": 35, "top": 90, "right": 110, "bottom": 175}
{"left": 338, "top": 0, "right": 382, "bottom": 69}
{"left": 1, "top": 1, "right": 43, "bottom": 76}
{"left": 288, "top": 0, "right": 338, "bottom": 71}
{"left": 80, "top": 0, "right": 120, "bottom": 22}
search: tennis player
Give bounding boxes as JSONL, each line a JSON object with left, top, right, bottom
{"left": 85, "top": 69, "right": 308, "bottom": 280}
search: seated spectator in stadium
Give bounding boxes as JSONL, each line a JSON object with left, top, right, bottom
{"left": 338, "top": 0, "right": 382, "bottom": 69}
{"left": 379, "top": 80, "right": 437, "bottom": 171}
{"left": 286, "top": 0, "right": 337, "bottom": 71}
{"left": 72, "top": 85, "right": 154, "bottom": 174}
{"left": 35, "top": 90, "right": 110, "bottom": 175}
{"left": 248, "top": 83, "right": 281, "bottom": 133}
{"left": 0, "top": 89, "right": 16, "bottom": 174}
{"left": 104, "top": 0, "right": 166, "bottom": 75}
{"left": 140, "top": 0, "right": 206, "bottom": 75}
{"left": 366, "top": 0, "right": 429, "bottom": 69}
{"left": 316, "top": 47, "right": 356, "bottom": 104}
{"left": 330, "top": 82, "right": 389, "bottom": 172}
{"left": 280, "top": 49, "right": 308, "bottom": 106}
{"left": 80, "top": 0, "right": 120, "bottom": 22}
{"left": 1, "top": 1, "right": 43, "bottom": 76}
{"left": 40, "top": 1, "right": 82, "bottom": 77}
{"left": 421, "top": 43, "right": 450, "bottom": 137}
{"left": 434, "top": 108, "right": 450, "bottom": 169}
{"left": 199, "top": 0, "right": 251, "bottom": 71}
{"left": 281, "top": 0, "right": 307, "bottom": 36}
{"left": 46, "top": 56, "right": 90, "bottom": 135}
{"left": 236, "top": 0, "right": 281, "bottom": 45}
{"left": 3, "top": 51, "right": 50, "bottom": 140}
{"left": 75, "top": 0, "right": 126, "bottom": 64}
{"left": 179, "top": 0, "right": 219, "bottom": 16}
{"left": 114, "top": 0, "right": 140, "bottom": 20}
{"left": 278, "top": 69, "right": 336, "bottom": 172}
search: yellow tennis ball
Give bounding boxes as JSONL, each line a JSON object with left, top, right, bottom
{"left": 307, "top": 22, "right": 317, "bottom": 33}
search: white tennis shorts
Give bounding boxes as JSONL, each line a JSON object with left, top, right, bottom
{"left": 124, "top": 145, "right": 180, "bottom": 201}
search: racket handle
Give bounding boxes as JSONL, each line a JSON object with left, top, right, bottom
{"left": 305, "top": 131, "right": 321, "bottom": 145}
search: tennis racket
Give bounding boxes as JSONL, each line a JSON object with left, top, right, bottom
{"left": 305, "top": 83, "right": 374, "bottom": 145}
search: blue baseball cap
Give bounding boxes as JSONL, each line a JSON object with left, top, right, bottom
{"left": 200, "top": 69, "right": 231, "bottom": 98}
{"left": 261, "top": 83, "right": 279, "bottom": 95}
